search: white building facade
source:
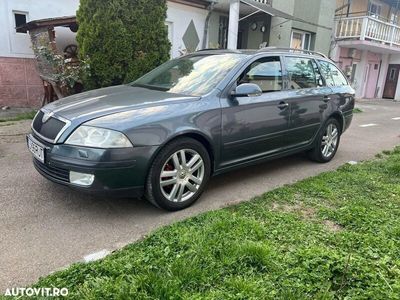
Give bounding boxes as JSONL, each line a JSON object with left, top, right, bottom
{"left": 0, "top": 0, "right": 79, "bottom": 107}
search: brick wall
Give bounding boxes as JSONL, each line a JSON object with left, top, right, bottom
{"left": 0, "top": 57, "right": 44, "bottom": 108}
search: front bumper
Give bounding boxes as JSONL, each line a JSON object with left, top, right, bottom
{"left": 28, "top": 134, "right": 158, "bottom": 197}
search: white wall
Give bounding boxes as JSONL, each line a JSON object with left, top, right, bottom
{"left": 376, "top": 53, "right": 389, "bottom": 99}
{"left": 353, "top": 50, "right": 368, "bottom": 98}
{"left": 166, "top": 1, "right": 208, "bottom": 58}
{"left": 0, "top": 0, "right": 80, "bottom": 58}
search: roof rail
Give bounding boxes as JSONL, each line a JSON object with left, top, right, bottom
{"left": 257, "top": 47, "right": 328, "bottom": 59}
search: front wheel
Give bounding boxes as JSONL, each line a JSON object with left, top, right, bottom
{"left": 145, "top": 138, "right": 211, "bottom": 211}
{"left": 308, "top": 118, "right": 341, "bottom": 163}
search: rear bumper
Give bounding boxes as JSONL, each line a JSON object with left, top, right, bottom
{"left": 28, "top": 134, "right": 158, "bottom": 197}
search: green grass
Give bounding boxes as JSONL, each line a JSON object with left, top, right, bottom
{"left": 29, "top": 147, "right": 400, "bottom": 299}
{"left": 0, "top": 110, "right": 37, "bottom": 123}
{"left": 353, "top": 108, "right": 363, "bottom": 113}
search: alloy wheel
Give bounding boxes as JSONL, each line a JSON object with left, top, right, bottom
{"left": 321, "top": 123, "right": 339, "bottom": 158}
{"left": 160, "top": 149, "right": 205, "bottom": 202}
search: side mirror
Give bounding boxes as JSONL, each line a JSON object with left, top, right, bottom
{"left": 231, "top": 83, "right": 262, "bottom": 98}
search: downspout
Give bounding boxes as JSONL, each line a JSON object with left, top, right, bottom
{"left": 202, "top": 1, "right": 216, "bottom": 49}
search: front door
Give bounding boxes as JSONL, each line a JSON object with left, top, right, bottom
{"left": 219, "top": 56, "right": 290, "bottom": 168}
{"left": 383, "top": 64, "right": 400, "bottom": 99}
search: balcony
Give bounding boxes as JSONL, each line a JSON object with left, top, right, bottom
{"left": 335, "top": 16, "right": 400, "bottom": 48}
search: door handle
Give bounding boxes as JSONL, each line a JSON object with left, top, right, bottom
{"left": 277, "top": 102, "right": 289, "bottom": 110}
{"left": 323, "top": 96, "right": 331, "bottom": 103}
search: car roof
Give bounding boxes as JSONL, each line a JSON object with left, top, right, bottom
{"left": 193, "top": 47, "right": 332, "bottom": 62}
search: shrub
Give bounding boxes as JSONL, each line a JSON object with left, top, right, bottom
{"left": 77, "top": 0, "right": 171, "bottom": 90}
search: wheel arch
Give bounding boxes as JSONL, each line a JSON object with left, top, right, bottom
{"left": 147, "top": 130, "right": 216, "bottom": 176}
{"left": 328, "top": 111, "right": 345, "bottom": 133}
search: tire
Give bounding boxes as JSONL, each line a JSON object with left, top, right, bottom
{"left": 308, "top": 118, "right": 341, "bottom": 163}
{"left": 145, "top": 137, "right": 211, "bottom": 211}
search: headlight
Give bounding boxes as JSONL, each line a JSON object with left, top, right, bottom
{"left": 65, "top": 126, "right": 133, "bottom": 148}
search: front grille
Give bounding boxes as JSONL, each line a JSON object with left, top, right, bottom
{"left": 32, "top": 111, "right": 66, "bottom": 141}
{"left": 33, "top": 159, "right": 70, "bottom": 183}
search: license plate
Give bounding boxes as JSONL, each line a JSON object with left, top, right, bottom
{"left": 27, "top": 136, "right": 45, "bottom": 163}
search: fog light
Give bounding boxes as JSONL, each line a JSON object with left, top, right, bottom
{"left": 69, "top": 171, "right": 94, "bottom": 186}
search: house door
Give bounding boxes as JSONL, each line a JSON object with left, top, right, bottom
{"left": 383, "top": 64, "right": 400, "bottom": 99}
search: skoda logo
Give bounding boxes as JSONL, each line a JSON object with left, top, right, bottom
{"left": 42, "top": 111, "right": 54, "bottom": 123}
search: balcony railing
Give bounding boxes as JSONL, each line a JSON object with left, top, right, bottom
{"left": 335, "top": 16, "right": 400, "bottom": 47}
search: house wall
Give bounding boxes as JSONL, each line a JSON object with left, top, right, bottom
{"left": 376, "top": 53, "right": 389, "bottom": 98}
{"left": 349, "top": 0, "right": 369, "bottom": 15}
{"left": 313, "top": 0, "right": 337, "bottom": 55}
{"left": 0, "top": 0, "right": 79, "bottom": 108}
{"left": 166, "top": 1, "right": 208, "bottom": 58}
{"left": 239, "top": 14, "right": 271, "bottom": 49}
{"left": 269, "top": 0, "right": 294, "bottom": 49}
{"left": 0, "top": 57, "right": 43, "bottom": 107}
{"left": 0, "top": 0, "right": 79, "bottom": 58}
{"left": 337, "top": 47, "right": 392, "bottom": 99}
{"left": 268, "top": 0, "right": 335, "bottom": 55}
{"left": 208, "top": 11, "right": 227, "bottom": 48}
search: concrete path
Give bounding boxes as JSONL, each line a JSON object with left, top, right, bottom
{"left": 0, "top": 99, "right": 399, "bottom": 291}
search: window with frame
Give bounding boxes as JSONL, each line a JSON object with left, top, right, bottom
{"left": 390, "top": 12, "right": 398, "bottom": 25}
{"left": 290, "top": 30, "right": 311, "bottom": 50}
{"left": 389, "top": 67, "right": 397, "bottom": 81}
{"left": 285, "top": 56, "right": 319, "bottom": 89}
{"left": 318, "top": 60, "right": 348, "bottom": 87}
{"left": 14, "top": 12, "right": 28, "bottom": 33}
{"left": 368, "top": 2, "right": 382, "bottom": 19}
{"left": 237, "top": 56, "right": 283, "bottom": 92}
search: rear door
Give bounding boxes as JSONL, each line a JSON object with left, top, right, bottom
{"left": 283, "top": 56, "right": 332, "bottom": 148}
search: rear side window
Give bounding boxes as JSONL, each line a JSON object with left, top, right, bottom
{"left": 318, "top": 60, "right": 348, "bottom": 86}
{"left": 238, "top": 56, "right": 282, "bottom": 92}
{"left": 285, "top": 56, "right": 319, "bottom": 89}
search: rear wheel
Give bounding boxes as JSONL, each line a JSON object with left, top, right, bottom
{"left": 145, "top": 138, "right": 211, "bottom": 211}
{"left": 308, "top": 118, "right": 341, "bottom": 163}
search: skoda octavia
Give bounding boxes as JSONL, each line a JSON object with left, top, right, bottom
{"left": 28, "top": 49, "right": 355, "bottom": 211}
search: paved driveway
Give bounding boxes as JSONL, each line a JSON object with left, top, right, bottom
{"left": 1, "top": 100, "right": 400, "bottom": 291}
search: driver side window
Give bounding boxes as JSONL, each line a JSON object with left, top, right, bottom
{"left": 238, "top": 56, "right": 283, "bottom": 92}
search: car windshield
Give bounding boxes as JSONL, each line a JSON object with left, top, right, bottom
{"left": 131, "top": 54, "right": 246, "bottom": 96}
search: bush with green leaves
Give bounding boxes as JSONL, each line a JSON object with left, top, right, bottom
{"left": 77, "top": 0, "right": 171, "bottom": 90}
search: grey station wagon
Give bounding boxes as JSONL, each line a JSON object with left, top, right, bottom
{"left": 27, "top": 48, "right": 355, "bottom": 211}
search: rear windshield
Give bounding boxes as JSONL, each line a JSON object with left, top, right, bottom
{"left": 132, "top": 54, "right": 246, "bottom": 96}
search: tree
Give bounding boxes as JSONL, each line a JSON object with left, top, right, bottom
{"left": 77, "top": 0, "right": 171, "bottom": 90}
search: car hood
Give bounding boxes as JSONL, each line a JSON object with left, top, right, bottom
{"left": 44, "top": 85, "right": 200, "bottom": 123}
